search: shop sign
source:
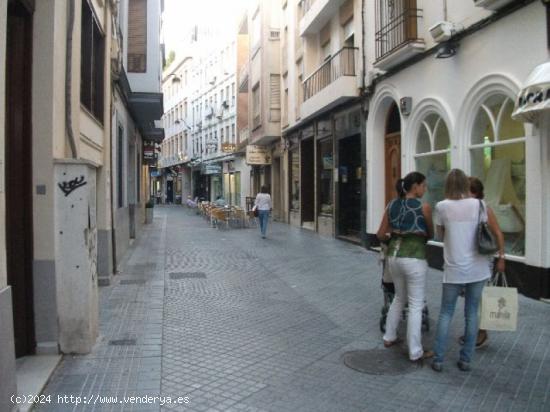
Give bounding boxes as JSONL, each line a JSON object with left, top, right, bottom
{"left": 512, "top": 62, "right": 550, "bottom": 123}
{"left": 246, "top": 145, "right": 272, "bottom": 165}
{"left": 143, "top": 141, "right": 157, "bottom": 164}
{"left": 221, "top": 143, "right": 236, "bottom": 153}
{"left": 150, "top": 170, "right": 161, "bottom": 177}
{"left": 201, "top": 164, "right": 222, "bottom": 175}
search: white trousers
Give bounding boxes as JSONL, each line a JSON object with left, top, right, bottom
{"left": 383, "top": 257, "right": 427, "bottom": 361}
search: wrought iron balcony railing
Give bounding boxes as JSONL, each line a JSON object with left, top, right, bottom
{"left": 303, "top": 47, "right": 358, "bottom": 101}
{"left": 375, "top": 0, "right": 422, "bottom": 60}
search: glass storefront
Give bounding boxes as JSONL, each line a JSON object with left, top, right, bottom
{"left": 290, "top": 149, "right": 300, "bottom": 210}
{"left": 414, "top": 113, "right": 451, "bottom": 220}
{"left": 223, "top": 172, "right": 241, "bottom": 206}
{"left": 470, "top": 94, "right": 526, "bottom": 256}
{"left": 318, "top": 139, "right": 333, "bottom": 215}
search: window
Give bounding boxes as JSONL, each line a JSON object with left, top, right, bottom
{"left": 117, "top": 125, "right": 124, "bottom": 208}
{"left": 414, "top": 113, "right": 451, "bottom": 221}
{"left": 469, "top": 94, "right": 526, "bottom": 256}
{"left": 81, "top": 0, "right": 105, "bottom": 121}
{"left": 232, "top": 124, "right": 235, "bottom": 142}
{"left": 318, "top": 139, "right": 333, "bottom": 215}
{"left": 221, "top": 127, "right": 224, "bottom": 142}
{"left": 231, "top": 83, "right": 236, "bottom": 106}
{"left": 290, "top": 149, "right": 300, "bottom": 210}
{"left": 269, "top": 74, "right": 281, "bottom": 122}
{"left": 252, "top": 83, "right": 261, "bottom": 128}
{"left": 226, "top": 126, "right": 230, "bottom": 143}
{"left": 127, "top": 0, "right": 147, "bottom": 72}
{"left": 252, "top": 12, "right": 261, "bottom": 50}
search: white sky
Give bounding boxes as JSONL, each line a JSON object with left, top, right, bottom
{"left": 162, "top": 0, "right": 252, "bottom": 57}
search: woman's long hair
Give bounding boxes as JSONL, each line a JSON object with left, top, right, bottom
{"left": 445, "top": 169, "right": 470, "bottom": 200}
{"left": 395, "top": 172, "right": 426, "bottom": 198}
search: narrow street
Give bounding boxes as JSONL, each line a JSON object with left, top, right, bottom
{"left": 39, "top": 206, "right": 550, "bottom": 412}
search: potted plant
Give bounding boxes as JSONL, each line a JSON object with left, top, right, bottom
{"left": 145, "top": 198, "right": 154, "bottom": 223}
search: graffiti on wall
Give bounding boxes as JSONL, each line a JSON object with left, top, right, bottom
{"left": 58, "top": 176, "right": 87, "bottom": 197}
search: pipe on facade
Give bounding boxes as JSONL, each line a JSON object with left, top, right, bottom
{"left": 65, "top": 0, "right": 78, "bottom": 158}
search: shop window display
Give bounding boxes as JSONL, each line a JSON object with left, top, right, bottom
{"left": 318, "top": 139, "right": 333, "bottom": 215}
{"left": 470, "top": 94, "right": 526, "bottom": 256}
{"left": 414, "top": 113, "right": 451, "bottom": 225}
{"left": 290, "top": 150, "right": 300, "bottom": 210}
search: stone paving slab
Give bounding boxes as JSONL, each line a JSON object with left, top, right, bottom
{"left": 37, "top": 206, "right": 550, "bottom": 412}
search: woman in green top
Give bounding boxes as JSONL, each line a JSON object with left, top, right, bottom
{"left": 377, "top": 172, "right": 433, "bottom": 362}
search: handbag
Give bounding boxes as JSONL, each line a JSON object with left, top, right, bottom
{"left": 252, "top": 206, "right": 259, "bottom": 217}
{"left": 477, "top": 200, "right": 498, "bottom": 255}
{"left": 479, "top": 272, "right": 518, "bottom": 331}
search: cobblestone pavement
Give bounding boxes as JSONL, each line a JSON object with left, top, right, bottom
{"left": 38, "top": 206, "right": 550, "bottom": 412}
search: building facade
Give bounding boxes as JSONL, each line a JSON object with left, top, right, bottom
{"left": 363, "top": 0, "right": 550, "bottom": 299}
{"left": 0, "top": 0, "right": 163, "bottom": 409}
{"left": 280, "top": 0, "right": 365, "bottom": 240}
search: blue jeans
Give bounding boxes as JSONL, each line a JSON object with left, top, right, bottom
{"left": 258, "top": 210, "right": 269, "bottom": 236}
{"left": 433, "top": 280, "right": 486, "bottom": 364}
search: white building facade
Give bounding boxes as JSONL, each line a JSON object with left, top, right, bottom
{"left": 364, "top": 0, "right": 550, "bottom": 299}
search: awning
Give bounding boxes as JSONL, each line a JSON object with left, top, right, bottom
{"left": 512, "top": 62, "right": 550, "bottom": 123}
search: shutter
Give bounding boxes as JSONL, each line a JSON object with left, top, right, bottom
{"left": 270, "top": 74, "right": 280, "bottom": 109}
{"left": 340, "top": 0, "right": 354, "bottom": 26}
{"left": 128, "top": 0, "right": 147, "bottom": 73}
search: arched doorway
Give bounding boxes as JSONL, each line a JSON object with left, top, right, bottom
{"left": 385, "top": 102, "right": 401, "bottom": 204}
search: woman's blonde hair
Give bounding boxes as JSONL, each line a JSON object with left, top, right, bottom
{"left": 445, "top": 168, "right": 470, "bottom": 200}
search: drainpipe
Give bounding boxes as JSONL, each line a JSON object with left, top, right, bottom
{"left": 65, "top": 0, "right": 78, "bottom": 158}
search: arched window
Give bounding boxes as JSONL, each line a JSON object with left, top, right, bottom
{"left": 469, "top": 94, "right": 526, "bottom": 256}
{"left": 414, "top": 113, "right": 450, "bottom": 213}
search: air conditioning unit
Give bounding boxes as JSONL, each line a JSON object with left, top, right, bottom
{"left": 428, "top": 21, "right": 457, "bottom": 43}
{"left": 474, "top": 0, "right": 516, "bottom": 11}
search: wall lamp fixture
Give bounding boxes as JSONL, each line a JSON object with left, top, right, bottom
{"left": 436, "top": 42, "right": 458, "bottom": 59}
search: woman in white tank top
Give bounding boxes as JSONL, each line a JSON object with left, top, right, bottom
{"left": 429, "top": 169, "right": 504, "bottom": 373}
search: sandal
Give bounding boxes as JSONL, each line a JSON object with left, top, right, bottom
{"left": 383, "top": 338, "right": 403, "bottom": 348}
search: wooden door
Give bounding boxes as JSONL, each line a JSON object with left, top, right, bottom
{"left": 385, "top": 133, "right": 401, "bottom": 205}
{"left": 6, "top": 0, "right": 35, "bottom": 357}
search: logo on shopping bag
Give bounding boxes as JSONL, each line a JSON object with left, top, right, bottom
{"left": 489, "top": 297, "right": 511, "bottom": 320}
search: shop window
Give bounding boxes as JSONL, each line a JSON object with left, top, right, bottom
{"left": 470, "top": 94, "right": 526, "bottom": 256}
{"left": 290, "top": 150, "right": 300, "bottom": 210}
{"left": 318, "top": 139, "right": 333, "bottom": 215}
{"left": 414, "top": 113, "right": 451, "bottom": 223}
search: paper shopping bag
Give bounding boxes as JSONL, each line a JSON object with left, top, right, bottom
{"left": 479, "top": 274, "right": 518, "bottom": 331}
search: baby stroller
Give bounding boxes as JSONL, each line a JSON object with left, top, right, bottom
{"left": 379, "top": 243, "right": 430, "bottom": 333}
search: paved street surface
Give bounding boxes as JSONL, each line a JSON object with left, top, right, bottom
{"left": 38, "top": 206, "right": 550, "bottom": 412}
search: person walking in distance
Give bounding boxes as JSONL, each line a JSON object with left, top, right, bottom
{"left": 429, "top": 169, "right": 504, "bottom": 372}
{"left": 377, "top": 172, "right": 433, "bottom": 363}
{"left": 254, "top": 186, "right": 272, "bottom": 239}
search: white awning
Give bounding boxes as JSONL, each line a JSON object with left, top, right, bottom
{"left": 512, "top": 62, "right": 550, "bottom": 123}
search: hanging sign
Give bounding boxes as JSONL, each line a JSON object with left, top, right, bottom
{"left": 246, "top": 145, "right": 272, "bottom": 165}
{"left": 221, "top": 143, "right": 236, "bottom": 153}
{"left": 143, "top": 141, "right": 157, "bottom": 164}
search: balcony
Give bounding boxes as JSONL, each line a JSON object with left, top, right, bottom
{"left": 300, "top": 0, "right": 347, "bottom": 36}
{"left": 374, "top": 0, "right": 425, "bottom": 71}
{"left": 300, "top": 47, "right": 358, "bottom": 120}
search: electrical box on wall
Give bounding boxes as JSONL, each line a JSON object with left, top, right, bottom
{"left": 400, "top": 97, "right": 412, "bottom": 116}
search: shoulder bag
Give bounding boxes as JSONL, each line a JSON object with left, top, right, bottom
{"left": 478, "top": 200, "right": 498, "bottom": 255}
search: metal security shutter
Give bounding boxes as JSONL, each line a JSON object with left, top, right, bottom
{"left": 128, "top": 0, "right": 147, "bottom": 73}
